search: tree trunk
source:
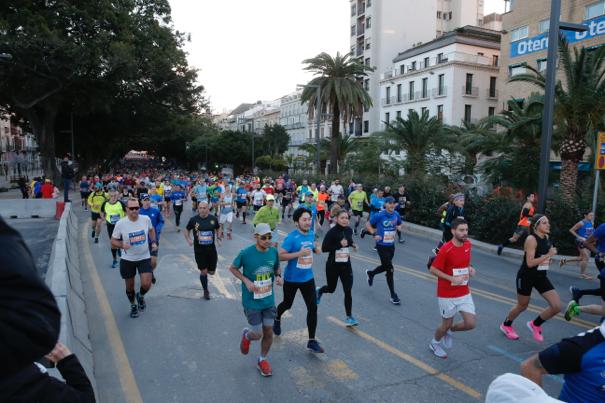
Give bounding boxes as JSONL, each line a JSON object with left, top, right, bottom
{"left": 330, "top": 104, "right": 340, "bottom": 175}
{"left": 559, "top": 134, "right": 585, "bottom": 202}
{"left": 559, "top": 158, "right": 578, "bottom": 201}
{"left": 26, "top": 104, "right": 59, "bottom": 181}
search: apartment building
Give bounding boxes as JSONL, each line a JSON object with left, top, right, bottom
{"left": 0, "top": 115, "right": 41, "bottom": 187}
{"left": 379, "top": 26, "right": 501, "bottom": 129}
{"left": 500, "top": 0, "right": 605, "bottom": 106}
{"left": 349, "top": 0, "right": 484, "bottom": 135}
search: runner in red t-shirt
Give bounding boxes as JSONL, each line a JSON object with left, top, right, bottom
{"left": 428, "top": 218, "right": 476, "bottom": 359}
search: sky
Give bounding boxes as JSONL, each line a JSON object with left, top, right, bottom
{"left": 169, "top": 0, "right": 507, "bottom": 114}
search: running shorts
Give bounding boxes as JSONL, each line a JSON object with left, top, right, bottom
{"left": 253, "top": 204, "right": 262, "bottom": 212}
{"left": 515, "top": 269, "right": 554, "bottom": 296}
{"left": 438, "top": 294, "right": 475, "bottom": 318}
{"left": 194, "top": 247, "right": 218, "bottom": 273}
{"left": 236, "top": 200, "right": 247, "bottom": 209}
{"left": 514, "top": 225, "right": 529, "bottom": 237}
{"left": 219, "top": 212, "right": 233, "bottom": 224}
{"left": 120, "top": 258, "right": 152, "bottom": 279}
{"left": 575, "top": 239, "right": 586, "bottom": 250}
{"left": 281, "top": 198, "right": 292, "bottom": 207}
{"left": 91, "top": 212, "right": 101, "bottom": 221}
{"left": 80, "top": 191, "right": 89, "bottom": 199}
{"left": 352, "top": 209, "right": 363, "bottom": 217}
{"left": 244, "top": 306, "right": 277, "bottom": 332}
{"left": 164, "top": 197, "right": 171, "bottom": 203}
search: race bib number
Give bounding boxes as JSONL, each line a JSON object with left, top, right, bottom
{"left": 383, "top": 230, "right": 396, "bottom": 244}
{"left": 538, "top": 259, "right": 550, "bottom": 271}
{"left": 297, "top": 253, "right": 313, "bottom": 269}
{"left": 335, "top": 247, "right": 350, "bottom": 263}
{"left": 175, "top": 199, "right": 183, "bottom": 206}
{"left": 356, "top": 201, "right": 363, "bottom": 210}
{"left": 109, "top": 214, "right": 120, "bottom": 224}
{"left": 128, "top": 230, "right": 146, "bottom": 246}
{"left": 451, "top": 268, "right": 470, "bottom": 286}
{"left": 198, "top": 231, "right": 213, "bottom": 245}
{"left": 253, "top": 279, "right": 272, "bottom": 299}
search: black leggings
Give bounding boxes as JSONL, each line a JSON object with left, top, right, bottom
{"left": 277, "top": 279, "right": 317, "bottom": 339}
{"left": 318, "top": 210, "right": 326, "bottom": 226}
{"left": 174, "top": 205, "right": 183, "bottom": 227}
{"left": 369, "top": 245, "right": 396, "bottom": 296}
{"left": 319, "top": 263, "right": 353, "bottom": 316}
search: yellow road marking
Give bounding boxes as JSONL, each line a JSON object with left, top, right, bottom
{"left": 351, "top": 254, "right": 596, "bottom": 329}
{"left": 178, "top": 253, "right": 236, "bottom": 299}
{"left": 81, "top": 221, "right": 143, "bottom": 403}
{"left": 327, "top": 316, "right": 482, "bottom": 400}
{"left": 325, "top": 359, "right": 358, "bottom": 381}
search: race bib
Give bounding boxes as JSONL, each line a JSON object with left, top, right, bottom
{"left": 175, "top": 199, "right": 183, "bottom": 206}
{"left": 109, "top": 214, "right": 120, "bottom": 224}
{"left": 297, "top": 253, "right": 313, "bottom": 269}
{"left": 128, "top": 230, "right": 146, "bottom": 246}
{"left": 198, "top": 231, "right": 213, "bottom": 245}
{"left": 538, "top": 259, "right": 550, "bottom": 271}
{"left": 383, "top": 230, "right": 396, "bottom": 244}
{"left": 253, "top": 279, "right": 272, "bottom": 299}
{"left": 451, "top": 267, "right": 470, "bottom": 286}
{"left": 356, "top": 201, "right": 363, "bottom": 209}
{"left": 335, "top": 247, "right": 350, "bottom": 263}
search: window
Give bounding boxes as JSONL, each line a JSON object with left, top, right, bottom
{"left": 424, "top": 57, "right": 430, "bottom": 68}
{"left": 422, "top": 77, "right": 428, "bottom": 98}
{"left": 465, "top": 73, "right": 473, "bottom": 94}
{"left": 409, "top": 81, "right": 415, "bottom": 100}
{"left": 464, "top": 105, "right": 472, "bottom": 123}
{"left": 351, "top": 4, "right": 356, "bottom": 16}
{"left": 492, "top": 55, "right": 499, "bottom": 66}
{"left": 586, "top": 1, "right": 605, "bottom": 19}
{"left": 438, "top": 74, "right": 445, "bottom": 95}
{"left": 437, "top": 105, "right": 444, "bottom": 122}
{"left": 364, "top": 79, "right": 370, "bottom": 91}
{"left": 365, "top": 39, "right": 371, "bottom": 49}
{"left": 351, "top": 25, "right": 356, "bottom": 36}
{"left": 399, "top": 64, "right": 405, "bottom": 75}
{"left": 408, "top": 109, "right": 414, "bottom": 116}
{"left": 437, "top": 53, "right": 447, "bottom": 63}
{"left": 386, "top": 87, "right": 391, "bottom": 104}
{"left": 320, "top": 127, "right": 324, "bottom": 138}
{"left": 396, "top": 111, "right": 401, "bottom": 119}
{"left": 397, "top": 84, "right": 402, "bottom": 102}
{"left": 510, "top": 25, "right": 529, "bottom": 42}
{"left": 363, "top": 120, "right": 369, "bottom": 133}
{"left": 537, "top": 58, "right": 547, "bottom": 72}
{"left": 309, "top": 129, "right": 312, "bottom": 139}
{"left": 365, "top": 57, "right": 371, "bottom": 66}
{"left": 364, "top": 104, "right": 369, "bottom": 112}
{"left": 489, "top": 76, "right": 497, "bottom": 97}
{"left": 410, "top": 61, "right": 417, "bottom": 71}
{"left": 448, "top": 12, "right": 452, "bottom": 20}
{"left": 437, "top": 11, "right": 442, "bottom": 18}
{"left": 488, "top": 107, "right": 495, "bottom": 117}
{"left": 509, "top": 63, "right": 527, "bottom": 76}
{"left": 349, "top": 122, "right": 354, "bottom": 134}
{"left": 538, "top": 18, "right": 550, "bottom": 34}
{"left": 367, "top": 0, "right": 371, "bottom": 7}
{"left": 366, "top": 17, "right": 371, "bottom": 28}
{"left": 421, "top": 107, "right": 427, "bottom": 115}
{"left": 385, "top": 112, "right": 390, "bottom": 124}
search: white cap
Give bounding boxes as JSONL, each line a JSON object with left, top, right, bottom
{"left": 254, "top": 223, "right": 272, "bottom": 236}
{"left": 485, "top": 373, "right": 562, "bottom": 403}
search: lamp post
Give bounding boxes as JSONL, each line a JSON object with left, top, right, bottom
{"left": 537, "top": 0, "right": 587, "bottom": 212}
{"left": 297, "top": 84, "right": 321, "bottom": 175}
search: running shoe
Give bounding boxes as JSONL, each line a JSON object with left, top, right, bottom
{"left": 569, "top": 286, "right": 582, "bottom": 303}
{"left": 390, "top": 294, "right": 401, "bottom": 305}
{"left": 129, "top": 304, "right": 139, "bottom": 318}
{"left": 429, "top": 340, "right": 447, "bottom": 359}
{"left": 94, "top": 238, "right": 99, "bottom": 244}
{"left": 307, "top": 340, "right": 324, "bottom": 353}
{"left": 565, "top": 301, "right": 580, "bottom": 321}
{"left": 360, "top": 229, "right": 367, "bottom": 239}
{"left": 273, "top": 319, "right": 281, "bottom": 336}
{"left": 366, "top": 270, "right": 374, "bottom": 287}
{"left": 526, "top": 320, "right": 544, "bottom": 342}
{"left": 151, "top": 274, "right": 157, "bottom": 285}
{"left": 345, "top": 316, "right": 359, "bottom": 327}
{"left": 316, "top": 287, "right": 322, "bottom": 305}
{"left": 240, "top": 328, "right": 250, "bottom": 355}
{"left": 257, "top": 358, "right": 272, "bottom": 377}
{"left": 442, "top": 330, "right": 453, "bottom": 349}
{"left": 354, "top": 229, "right": 358, "bottom": 236}
{"left": 499, "top": 324, "right": 519, "bottom": 340}
{"left": 91, "top": 230, "right": 95, "bottom": 238}
{"left": 398, "top": 238, "right": 405, "bottom": 244}
{"left": 203, "top": 290, "right": 210, "bottom": 300}
{"left": 136, "top": 292, "right": 146, "bottom": 311}
{"left": 111, "top": 260, "right": 117, "bottom": 269}
{"left": 497, "top": 244, "right": 503, "bottom": 256}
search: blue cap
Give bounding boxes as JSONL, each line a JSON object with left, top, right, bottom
{"left": 384, "top": 196, "right": 396, "bottom": 203}
{"left": 305, "top": 192, "right": 314, "bottom": 197}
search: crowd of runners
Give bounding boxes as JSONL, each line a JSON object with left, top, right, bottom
{"left": 74, "top": 168, "right": 605, "bottom": 401}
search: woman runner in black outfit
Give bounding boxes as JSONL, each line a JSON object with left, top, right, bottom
{"left": 316, "top": 209, "right": 359, "bottom": 326}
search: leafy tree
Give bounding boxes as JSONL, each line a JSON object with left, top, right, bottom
{"left": 509, "top": 37, "right": 605, "bottom": 200}
{"left": 345, "top": 134, "right": 389, "bottom": 175}
{"left": 260, "top": 124, "right": 289, "bottom": 157}
{"left": 298, "top": 134, "right": 356, "bottom": 171}
{"left": 301, "top": 52, "right": 373, "bottom": 174}
{"left": 444, "top": 119, "right": 501, "bottom": 175}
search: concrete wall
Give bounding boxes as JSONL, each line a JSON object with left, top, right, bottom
{"left": 45, "top": 203, "right": 96, "bottom": 392}
{"left": 0, "top": 198, "right": 58, "bottom": 218}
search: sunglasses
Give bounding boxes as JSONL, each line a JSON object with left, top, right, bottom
{"left": 128, "top": 206, "right": 140, "bottom": 211}
{"left": 259, "top": 234, "right": 273, "bottom": 241}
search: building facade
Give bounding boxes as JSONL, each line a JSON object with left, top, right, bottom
{"left": 350, "top": 0, "right": 485, "bottom": 135}
{"left": 0, "top": 115, "right": 41, "bottom": 187}
{"left": 500, "top": 0, "right": 605, "bottom": 107}
{"left": 379, "top": 26, "right": 501, "bottom": 129}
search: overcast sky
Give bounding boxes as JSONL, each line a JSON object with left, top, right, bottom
{"left": 169, "top": 0, "right": 506, "bottom": 113}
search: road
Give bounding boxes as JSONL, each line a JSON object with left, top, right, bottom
{"left": 76, "top": 201, "right": 602, "bottom": 403}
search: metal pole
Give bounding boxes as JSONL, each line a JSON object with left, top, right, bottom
{"left": 537, "top": 0, "right": 561, "bottom": 213}
{"left": 70, "top": 112, "right": 74, "bottom": 160}
{"left": 592, "top": 170, "right": 600, "bottom": 219}
{"left": 315, "top": 86, "right": 321, "bottom": 176}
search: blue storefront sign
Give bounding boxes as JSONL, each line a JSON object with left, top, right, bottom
{"left": 511, "top": 14, "right": 605, "bottom": 58}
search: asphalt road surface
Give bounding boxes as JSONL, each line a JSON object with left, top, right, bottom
{"left": 76, "top": 201, "right": 602, "bottom": 403}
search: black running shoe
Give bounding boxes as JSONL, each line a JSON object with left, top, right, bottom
{"left": 130, "top": 304, "right": 139, "bottom": 318}
{"left": 94, "top": 238, "right": 99, "bottom": 244}
{"left": 366, "top": 269, "right": 374, "bottom": 287}
{"left": 91, "top": 230, "right": 95, "bottom": 239}
{"left": 136, "top": 292, "right": 146, "bottom": 311}
{"left": 390, "top": 294, "right": 401, "bottom": 305}
{"left": 570, "top": 286, "right": 582, "bottom": 303}
{"left": 360, "top": 229, "right": 367, "bottom": 239}
{"left": 151, "top": 274, "right": 156, "bottom": 285}
{"left": 273, "top": 319, "right": 282, "bottom": 336}
{"left": 497, "top": 244, "right": 504, "bottom": 256}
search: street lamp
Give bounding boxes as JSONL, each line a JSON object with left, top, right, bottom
{"left": 297, "top": 84, "right": 321, "bottom": 175}
{"left": 537, "top": 0, "right": 587, "bottom": 212}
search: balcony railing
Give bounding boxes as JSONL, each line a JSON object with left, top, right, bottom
{"left": 486, "top": 88, "right": 499, "bottom": 99}
{"left": 357, "top": 26, "right": 365, "bottom": 36}
{"left": 432, "top": 87, "right": 448, "bottom": 98}
{"left": 390, "top": 51, "right": 500, "bottom": 79}
{"left": 462, "top": 86, "right": 479, "bottom": 97}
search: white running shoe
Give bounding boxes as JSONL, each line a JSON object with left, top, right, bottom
{"left": 429, "top": 340, "right": 448, "bottom": 359}
{"left": 442, "top": 330, "right": 453, "bottom": 349}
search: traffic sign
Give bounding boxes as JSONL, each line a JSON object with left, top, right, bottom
{"left": 596, "top": 131, "right": 605, "bottom": 170}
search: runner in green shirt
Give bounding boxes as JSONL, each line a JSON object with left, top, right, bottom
{"left": 348, "top": 183, "right": 369, "bottom": 235}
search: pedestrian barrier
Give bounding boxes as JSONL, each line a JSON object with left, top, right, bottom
{"left": 45, "top": 202, "right": 96, "bottom": 393}
{"left": 0, "top": 198, "right": 57, "bottom": 218}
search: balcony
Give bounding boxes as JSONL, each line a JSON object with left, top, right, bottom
{"left": 391, "top": 52, "right": 500, "bottom": 80}
{"left": 432, "top": 87, "right": 448, "bottom": 98}
{"left": 356, "top": 46, "right": 364, "bottom": 56}
{"left": 486, "top": 88, "right": 499, "bottom": 99}
{"left": 357, "top": 26, "right": 365, "bottom": 36}
{"left": 381, "top": 97, "right": 397, "bottom": 106}
{"left": 358, "top": 3, "right": 365, "bottom": 15}
{"left": 462, "top": 86, "right": 479, "bottom": 97}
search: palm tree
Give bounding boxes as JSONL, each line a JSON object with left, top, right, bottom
{"left": 382, "top": 109, "right": 450, "bottom": 175}
{"left": 301, "top": 52, "right": 374, "bottom": 174}
{"left": 445, "top": 119, "right": 501, "bottom": 175}
{"left": 509, "top": 37, "right": 605, "bottom": 200}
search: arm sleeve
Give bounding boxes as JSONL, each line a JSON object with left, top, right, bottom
{"left": 111, "top": 221, "right": 121, "bottom": 239}
{"left": 321, "top": 229, "right": 336, "bottom": 252}
{"left": 34, "top": 354, "right": 96, "bottom": 403}
{"left": 538, "top": 340, "right": 584, "bottom": 374}
{"left": 232, "top": 250, "right": 244, "bottom": 269}
{"left": 185, "top": 218, "right": 194, "bottom": 231}
{"left": 521, "top": 208, "right": 531, "bottom": 218}
{"left": 431, "top": 248, "right": 447, "bottom": 271}
{"left": 369, "top": 214, "right": 378, "bottom": 227}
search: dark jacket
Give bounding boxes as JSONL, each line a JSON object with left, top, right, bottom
{"left": 321, "top": 223, "right": 355, "bottom": 267}
{"left": 61, "top": 160, "right": 74, "bottom": 180}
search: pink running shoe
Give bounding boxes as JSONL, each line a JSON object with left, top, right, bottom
{"left": 527, "top": 321, "right": 544, "bottom": 342}
{"left": 499, "top": 323, "right": 519, "bottom": 340}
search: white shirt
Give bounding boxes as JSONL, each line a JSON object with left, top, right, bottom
{"left": 252, "top": 190, "right": 266, "bottom": 206}
{"left": 112, "top": 215, "right": 153, "bottom": 261}
{"left": 329, "top": 184, "right": 344, "bottom": 202}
